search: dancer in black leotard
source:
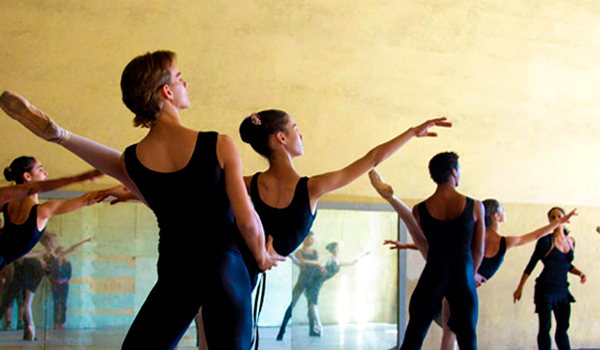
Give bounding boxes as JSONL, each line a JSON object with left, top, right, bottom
{"left": 0, "top": 51, "right": 284, "bottom": 349}
{"left": 0, "top": 156, "right": 107, "bottom": 340}
{"left": 275, "top": 232, "right": 322, "bottom": 339}
{"left": 392, "top": 152, "right": 485, "bottom": 350}
{"left": 369, "top": 171, "right": 578, "bottom": 350}
{"left": 513, "top": 207, "right": 586, "bottom": 350}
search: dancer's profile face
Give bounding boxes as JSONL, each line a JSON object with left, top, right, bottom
{"left": 283, "top": 117, "right": 304, "bottom": 157}
{"left": 496, "top": 205, "right": 506, "bottom": 223}
{"left": 27, "top": 159, "right": 48, "bottom": 182}
{"left": 166, "top": 64, "right": 190, "bottom": 110}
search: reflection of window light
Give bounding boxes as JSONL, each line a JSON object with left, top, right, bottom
{"left": 355, "top": 253, "right": 370, "bottom": 328}
{"left": 337, "top": 276, "right": 349, "bottom": 326}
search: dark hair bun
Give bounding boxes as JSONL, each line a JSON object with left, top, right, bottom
{"left": 4, "top": 167, "right": 14, "bottom": 182}
{"left": 239, "top": 116, "right": 257, "bottom": 145}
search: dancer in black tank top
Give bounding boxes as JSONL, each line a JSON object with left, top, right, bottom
{"left": 513, "top": 207, "right": 585, "bottom": 350}
{"left": 0, "top": 156, "right": 108, "bottom": 341}
{"left": 0, "top": 51, "right": 283, "bottom": 350}
{"left": 369, "top": 172, "right": 578, "bottom": 350}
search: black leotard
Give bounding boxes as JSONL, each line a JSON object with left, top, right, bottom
{"left": 478, "top": 236, "right": 506, "bottom": 280}
{"left": 524, "top": 235, "right": 575, "bottom": 313}
{"left": 400, "top": 197, "right": 478, "bottom": 350}
{"left": 121, "top": 131, "right": 252, "bottom": 350}
{"left": 0, "top": 204, "right": 45, "bottom": 271}
{"left": 238, "top": 172, "right": 316, "bottom": 287}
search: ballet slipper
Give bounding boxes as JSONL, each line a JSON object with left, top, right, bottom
{"left": 0, "top": 91, "right": 70, "bottom": 144}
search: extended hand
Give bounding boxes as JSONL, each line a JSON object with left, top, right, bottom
{"left": 383, "top": 240, "right": 412, "bottom": 250}
{"left": 513, "top": 289, "right": 522, "bottom": 303}
{"left": 413, "top": 117, "right": 452, "bottom": 138}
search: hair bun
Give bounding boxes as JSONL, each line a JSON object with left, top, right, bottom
{"left": 239, "top": 116, "right": 257, "bottom": 144}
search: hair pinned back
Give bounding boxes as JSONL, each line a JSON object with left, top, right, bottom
{"left": 4, "top": 156, "right": 36, "bottom": 184}
{"left": 239, "top": 109, "right": 288, "bottom": 158}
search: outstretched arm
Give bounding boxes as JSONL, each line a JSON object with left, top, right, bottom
{"left": 0, "top": 91, "right": 144, "bottom": 201}
{"left": 505, "top": 209, "right": 577, "bottom": 249}
{"left": 307, "top": 118, "right": 451, "bottom": 207}
{"left": 369, "top": 170, "right": 428, "bottom": 258}
{"left": 217, "top": 134, "right": 284, "bottom": 271}
{"left": 61, "top": 237, "right": 94, "bottom": 257}
{"left": 37, "top": 190, "right": 109, "bottom": 230}
{"left": 339, "top": 251, "right": 370, "bottom": 267}
{"left": 0, "top": 170, "right": 102, "bottom": 206}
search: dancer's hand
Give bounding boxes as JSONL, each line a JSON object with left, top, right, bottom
{"left": 579, "top": 273, "right": 587, "bottom": 284}
{"left": 259, "top": 236, "right": 286, "bottom": 271}
{"left": 513, "top": 288, "right": 522, "bottom": 303}
{"left": 84, "top": 191, "right": 110, "bottom": 206}
{"left": 412, "top": 117, "right": 452, "bottom": 138}
{"left": 474, "top": 273, "right": 487, "bottom": 287}
{"left": 556, "top": 208, "right": 577, "bottom": 225}
{"left": 98, "top": 185, "right": 139, "bottom": 205}
{"left": 369, "top": 170, "right": 394, "bottom": 200}
{"left": 383, "top": 240, "right": 414, "bottom": 250}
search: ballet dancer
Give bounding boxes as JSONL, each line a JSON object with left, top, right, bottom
{"left": 0, "top": 50, "right": 283, "bottom": 349}
{"left": 48, "top": 237, "right": 94, "bottom": 329}
{"left": 390, "top": 152, "right": 485, "bottom": 350}
{"left": 1, "top": 156, "right": 107, "bottom": 271}
{"left": 513, "top": 207, "right": 586, "bottom": 350}
{"left": 369, "top": 170, "right": 577, "bottom": 350}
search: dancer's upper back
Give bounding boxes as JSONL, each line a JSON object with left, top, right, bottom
{"left": 124, "top": 131, "right": 236, "bottom": 253}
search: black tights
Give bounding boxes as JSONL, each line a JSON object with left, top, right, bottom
{"left": 537, "top": 302, "right": 571, "bottom": 350}
{"left": 122, "top": 251, "right": 252, "bottom": 350}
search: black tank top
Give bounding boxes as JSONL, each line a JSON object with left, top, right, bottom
{"left": 123, "top": 132, "right": 238, "bottom": 262}
{"left": 478, "top": 236, "right": 506, "bottom": 279}
{"left": 418, "top": 197, "right": 476, "bottom": 265}
{"left": 250, "top": 173, "right": 316, "bottom": 256}
{"left": 0, "top": 204, "right": 45, "bottom": 269}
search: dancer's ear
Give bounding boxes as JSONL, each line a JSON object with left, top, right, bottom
{"left": 275, "top": 131, "right": 287, "bottom": 145}
{"left": 159, "top": 84, "right": 173, "bottom": 101}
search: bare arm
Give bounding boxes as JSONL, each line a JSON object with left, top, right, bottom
{"left": 308, "top": 118, "right": 451, "bottom": 206}
{"left": 0, "top": 170, "right": 103, "bottom": 206}
{"left": 37, "top": 190, "right": 108, "bottom": 228}
{"left": 217, "top": 134, "right": 284, "bottom": 271}
{"left": 569, "top": 265, "right": 587, "bottom": 284}
{"left": 61, "top": 237, "right": 94, "bottom": 257}
{"left": 505, "top": 209, "right": 577, "bottom": 249}
{"left": 471, "top": 200, "right": 486, "bottom": 272}
{"left": 339, "top": 251, "right": 370, "bottom": 267}
{"left": 369, "top": 170, "right": 428, "bottom": 258}
{"left": 513, "top": 272, "right": 530, "bottom": 303}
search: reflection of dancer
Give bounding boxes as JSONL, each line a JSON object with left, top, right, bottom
{"left": 276, "top": 232, "right": 321, "bottom": 340}
{"left": 234, "top": 110, "right": 450, "bottom": 343}
{"left": 0, "top": 51, "right": 282, "bottom": 349}
{"left": 513, "top": 207, "right": 586, "bottom": 350}
{"left": 49, "top": 237, "right": 93, "bottom": 330}
{"left": 394, "top": 152, "right": 485, "bottom": 350}
{"left": 1, "top": 156, "right": 106, "bottom": 271}
{"left": 305, "top": 242, "right": 369, "bottom": 337}
{"left": 369, "top": 171, "right": 577, "bottom": 350}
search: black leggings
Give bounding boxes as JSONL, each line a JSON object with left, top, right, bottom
{"left": 400, "top": 263, "right": 478, "bottom": 350}
{"left": 122, "top": 251, "right": 252, "bottom": 350}
{"left": 537, "top": 302, "right": 571, "bottom": 350}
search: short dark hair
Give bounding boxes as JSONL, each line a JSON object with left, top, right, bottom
{"left": 428, "top": 152, "right": 459, "bottom": 184}
{"left": 483, "top": 199, "right": 501, "bottom": 228}
{"left": 120, "top": 50, "right": 176, "bottom": 128}
{"left": 325, "top": 242, "right": 338, "bottom": 253}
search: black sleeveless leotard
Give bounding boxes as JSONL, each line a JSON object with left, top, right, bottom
{"left": 400, "top": 197, "right": 478, "bottom": 350}
{"left": 524, "top": 235, "right": 575, "bottom": 313}
{"left": 238, "top": 172, "right": 316, "bottom": 287}
{"left": 0, "top": 204, "right": 45, "bottom": 270}
{"left": 121, "top": 132, "right": 252, "bottom": 350}
{"left": 478, "top": 236, "right": 507, "bottom": 280}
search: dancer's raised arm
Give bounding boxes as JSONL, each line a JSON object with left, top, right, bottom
{"left": 307, "top": 118, "right": 451, "bottom": 206}
{"left": 0, "top": 91, "right": 144, "bottom": 201}
{"left": 505, "top": 209, "right": 577, "bottom": 249}
{"left": 369, "top": 169, "right": 428, "bottom": 258}
{"left": 0, "top": 170, "right": 102, "bottom": 206}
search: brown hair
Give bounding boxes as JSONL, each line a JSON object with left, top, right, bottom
{"left": 120, "top": 50, "right": 176, "bottom": 128}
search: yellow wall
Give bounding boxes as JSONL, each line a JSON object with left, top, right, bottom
{"left": 1, "top": 0, "right": 600, "bottom": 348}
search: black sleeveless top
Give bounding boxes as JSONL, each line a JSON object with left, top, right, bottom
{"left": 524, "top": 235, "right": 575, "bottom": 311}
{"left": 237, "top": 172, "right": 316, "bottom": 287}
{"left": 478, "top": 236, "right": 506, "bottom": 280}
{"left": 418, "top": 197, "right": 476, "bottom": 266}
{"left": 0, "top": 204, "right": 45, "bottom": 270}
{"left": 123, "top": 132, "right": 238, "bottom": 266}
